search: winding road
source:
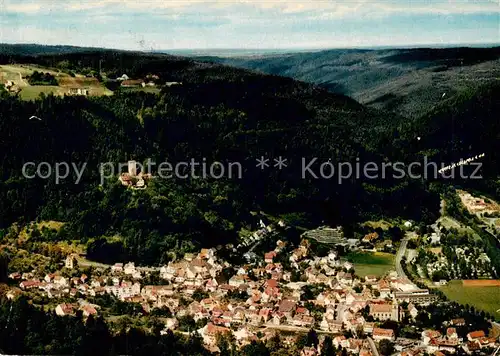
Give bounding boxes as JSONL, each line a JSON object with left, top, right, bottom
{"left": 395, "top": 236, "right": 409, "bottom": 279}
{"left": 367, "top": 337, "right": 380, "bottom": 356}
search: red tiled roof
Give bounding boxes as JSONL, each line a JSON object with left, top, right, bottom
{"left": 467, "top": 330, "right": 485, "bottom": 339}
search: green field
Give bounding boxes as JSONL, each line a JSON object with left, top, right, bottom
{"left": 19, "top": 86, "right": 64, "bottom": 100}
{"left": 438, "top": 280, "right": 500, "bottom": 321}
{"left": 347, "top": 251, "right": 395, "bottom": 277}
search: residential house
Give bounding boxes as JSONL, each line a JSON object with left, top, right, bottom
{"left": 65, "top": 254, "right": 78, "bottom": 269}
{"left": 369, "top": 302, "right": 399, "bottom": 321}
{"left": 264, "top": 251, "right": 277, "bottom": 263}
{"left": 467, "top": 330, "right": 485, "bottom": 341}
{"left": 112, "top": 263, "right": 123, "bottom": 273}
{"left": 121, "top": 79, "right": 144, "bottom": 87}
{"left": 20, "top": 280, "right": 40, "bottom": 290}
{"left": 373, "top": 328, "right": 395, "bottom": 341}
{"left": 362, "top": 232, "right": 379, "bottom": 243}
{"left": 407, "top": 302, "right": 418, "bottom": 319}
{"left": 55, "top": 303, "right": 75, "bottom": 316}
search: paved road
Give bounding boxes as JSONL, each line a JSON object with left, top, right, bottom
{"left": 395, "top": 236, "right": 409, "bottom": 279}
{"left": 367, "top": 337, "right": 380, "bottom": 356}
{"left": 262, "top": 323, "right": 335, "bottom": 335}
{"left": 76, "top": 257, "right": 159, "bottom": 272}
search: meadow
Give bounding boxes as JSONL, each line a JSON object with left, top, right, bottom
{"left": 438, "top": 280, "right": 500, "bottom": 321}
{"left": 347, "top": 251, "right": 395, "bottom": 277}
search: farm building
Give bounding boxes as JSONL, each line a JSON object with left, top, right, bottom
{"left": 121, "top": 80, "right": 144, "bottom": 87}
{"left": 69, "top": 88, "right": 89, "bottom": 96}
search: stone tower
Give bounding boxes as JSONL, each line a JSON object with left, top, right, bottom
{"left": 128, "top": 160, "right": 137, "bottom": 177}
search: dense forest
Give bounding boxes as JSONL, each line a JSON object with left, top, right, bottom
{"left": 0, "top": 296, "right": 211, "bottom": 355}
{"left": 0, "top": 48, "right": 498, "bottom": 266}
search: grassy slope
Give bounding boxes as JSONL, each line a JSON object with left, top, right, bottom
{"left": 0, "top": 64, "right": 112, "bottom": 100}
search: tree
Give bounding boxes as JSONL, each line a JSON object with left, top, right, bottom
{"left": 306, "top": 328, "right": 319, "bottom": 347}
{"left": 240, "top": 341, "right": 270, "bottom": 356}
{"left": 0, "top": 252, "right": 8, "bottom": 283}
{"left": 192, "top": 288, "right": 209, "bottom": 302}
{"left": 379, "top": 339, "right": 394, "bottom": 356}
{"left": 216, "top": 331, "right": 236, "bottom": 355}
{"left": 320, "top": 335, "right": 336, "bottom": 356}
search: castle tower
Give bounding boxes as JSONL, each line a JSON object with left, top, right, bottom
{"left": 128, "top": 160, "right": 137, "bottom": 177}
{"left": 391, "top": 298, "right": 400, "bottom": 322}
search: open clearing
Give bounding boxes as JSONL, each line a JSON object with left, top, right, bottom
{"left": 1, "top": 64, "right": 112, "bottom": 99}
{"left": 347, "top": 251, "right": 395, "bottom": 277}
{"left": 438, "top": 280, "right": 500, "bottom": 320}
{"left": 362, "top": 220, "right": 393, "bottom": 230}
{"left": 18, "top": 220, "right": 65, "bottom": 241}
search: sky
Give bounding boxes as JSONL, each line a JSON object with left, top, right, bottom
{"left": 0, "top": 0, "right": 499, "bottom": 50}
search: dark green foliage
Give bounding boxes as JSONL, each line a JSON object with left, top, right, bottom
{"left": 0, "top": 49, "right": 497, "bottom": 269}
{"left": 226, "top": 289, "right": 249, "bottom": 301}
{"left": 26, "top": 71, "right": 58, "bottom": 86}
{"left": 240, "top": 340, "right": 270, "bottom": 356}
{"left": 379, "top": 339, "right": 394, "bottom": 356}
{"left": 0, "top": 297, "right": 209, "bottom": 355}
{"left": 0, "top": 51, "right": 441, "bottom": 266}
{"left": 192, "top": 288, "right": 209, "bottom": 302}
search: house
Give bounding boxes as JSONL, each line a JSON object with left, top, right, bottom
{"left": 264, "top": 251, "right": 277, "bottom": 263}
{"left": 20, "top": 280, "right": 40, "bottom": 290}
{"left": 373, "top": 328, "right": 395, "bottom": 341}
{"left": 201, "top": 323, "right": 231, "bottom": 346}
{"left": 112, "top": 263, "right": 124, "bottom": 273}
{"left": 233, "top": 326, "right": 257, "bottom": 346}
{"left": 124, "top": 262, "right": 136, "bottom": 275}
{"left": 121, "top": 79, "right": 144, "bottom": 87}
{"left": 117, "top": 74, "right": 129, "bottom": 81}
{"left": 81, "top": 305, "right": 97, "bottom": 317}
{"left": 55, "top": 303, "right": 75, "bottom": 316}
{"left": 53, "top": 275, "right": 68, "bottom": 287}
{"left": 369, "top": 302, "right": 399, "bottom": 321}
{"left": 8, "top": 272, "right": 21, "bottom": 280}
{"left": 68, "top": 88, "right": 89, "bottom": 96}
{"left": 165, "top": 81, "right": 182, "bottom": 87}
{"left": 278, "top": 299, "right": 296, "bottom": 319}
{"left": 394, "top": 289, "right": 438, "bottom": 304}
{"left": 451, "top": 318, "right": 466, "bottom": 326}
{"left": 292, "top": 314, "right": 314, "bottom": 328}
{"left": 446, "top": 327, "right": 458, "bottom": 340}
{"left": 362, "top": 232, "right": 379, "bottom": 243}
{"left": 301, "top": 346, "right": 319, "bottom": 356}
{"left": 161, "top": 318, "right": 179, "bottom": 331}
{"left": 467, "top": 330, "right": 485, "bottom": 341}
{"left": 407, "top": 302, "right": 418, "bottom": 319}
{"left": 272, "top": 312, "right": 286, "bottom": 325}
{"left": 422, "top": 330, "right": 441, "bottom": 345}
{"left": 65, "top": 254, "right": 78, "bottom": 269}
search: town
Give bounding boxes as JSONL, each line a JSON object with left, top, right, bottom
{"left": 5, "top": 221, "right": 498, "bottom": 355}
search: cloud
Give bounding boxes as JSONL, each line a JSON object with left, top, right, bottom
{"left": 3, "top": 2, "right": 43, "bottom": 14}
{"left": 3, "top": 0, "right": 499, "bottom": 16}
{"left": 0, "top": 0, "right": 498, "bottom": 49}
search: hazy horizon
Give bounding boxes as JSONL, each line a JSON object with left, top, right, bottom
{"left": 1, "top": 0, "right": 498, "bottom": 50}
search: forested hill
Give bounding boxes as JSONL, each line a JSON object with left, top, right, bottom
{"left": 206, "top": 47, "right": 500, "bottom": 118}
{"left": 0, "top": 47, "right": 496, "bottom": 265}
